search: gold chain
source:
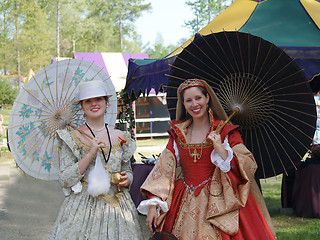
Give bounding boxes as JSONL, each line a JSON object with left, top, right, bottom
{"left": 187, "top": 125, "right": 204, "bottom": 163}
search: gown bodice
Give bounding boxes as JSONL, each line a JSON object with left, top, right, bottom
{"left": 178, "top": 143, "right": 215, "bottom": 187}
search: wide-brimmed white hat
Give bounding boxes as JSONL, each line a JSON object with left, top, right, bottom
{"left": 75, "top": 80, "right": 113, "bottom": 103}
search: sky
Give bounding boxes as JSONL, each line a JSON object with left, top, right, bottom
{"left": 135, "top": 0, "right": 195, "bottom": 46}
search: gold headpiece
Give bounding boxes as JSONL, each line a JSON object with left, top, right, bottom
{"left": 177, "top": 79, "right": 207, "bottom": 96}
{"left": 175, "top": 78, "right": 228, "bottom": 121}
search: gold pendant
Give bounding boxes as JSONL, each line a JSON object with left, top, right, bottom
{"left": 190, "top": 148, "right": 200, "bottom": 163}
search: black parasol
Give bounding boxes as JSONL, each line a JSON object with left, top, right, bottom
{"left": 309, "top": 76, "right": 320, "bottom": 93}
{"left": 167, "top": 31, "right": 317, "bottom": 179}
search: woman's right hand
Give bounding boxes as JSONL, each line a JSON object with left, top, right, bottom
{"left": 89, "top": 136, "right": 106, "bottom": 154}
{"left": 79, "top": 136, "right": 106, "bottom": 174}
{"left": 146, "top": 205, "right": 158, "bottom": 233}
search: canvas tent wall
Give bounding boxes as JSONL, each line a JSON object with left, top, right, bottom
{"left": 53, "top": 52, "right": 149, "bottom": 92}
{"left": 126, "top": 0, "right": 320, "bottom": 102}
{"left": 73, "top": 52, "right": 148, "bottom": 92}
{"left": 168, "top": 0, "right": 320, "bottom": 82}
{"left": 125, "top": 56, "right": 176, "bottom": 99}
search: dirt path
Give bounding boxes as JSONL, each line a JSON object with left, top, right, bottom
{"left": 0, "top": 160, "right": 64, "bottom": 239}
{"left": 0, "top": 159, "right": 150, "bottom": 240}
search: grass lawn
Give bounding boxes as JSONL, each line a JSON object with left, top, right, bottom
{"left": 136, "top": 137, "right": 169, "bottom": 147}
{"left": 261, "top": 177, "right": 320, "bottom": 240}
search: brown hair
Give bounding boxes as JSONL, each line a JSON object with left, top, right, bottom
{"left": 180, "top": 86, "right": 211, "bottom": 120}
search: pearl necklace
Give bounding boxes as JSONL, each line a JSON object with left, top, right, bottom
{"left": 85, "top": 122, "right": 105, "bottom": 132}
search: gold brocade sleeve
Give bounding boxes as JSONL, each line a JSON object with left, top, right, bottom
{"left": 140, "top": 147, "right": 177, "bottom": 224}
{"left": 206, "top": 143, "right": 257, "bottom": 236}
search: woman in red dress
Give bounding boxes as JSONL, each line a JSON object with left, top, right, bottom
{"left": 137, "top": 79, "right": 276, "bottom": 240}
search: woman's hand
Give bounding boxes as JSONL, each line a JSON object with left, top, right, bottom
{"left": 208, "top": 131, "right": 222, "bottom": 144}
{"left": 208, "top": 131, "right": 228, "bottom": 160}
{"left": 146, "top": 205, "right": 158, "bottom": 233}
{"left": 78, "top": 136, "right": 106, "bottom": 174}
{"left": 89, "top": 136, "right": 106, "bottom": 154}
{"left": 118, "top": 171, "right": 130, "bottom": 187}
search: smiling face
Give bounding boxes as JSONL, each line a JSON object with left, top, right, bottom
{"left": 182, "top": 86, "right": 209, "bottom": 120}
{"left": 81, "top": 96, "right": 108, "bottom": 120}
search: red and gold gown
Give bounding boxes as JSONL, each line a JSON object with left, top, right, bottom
{"left": 140, "top": 112, "right": 276, "bottom": 240}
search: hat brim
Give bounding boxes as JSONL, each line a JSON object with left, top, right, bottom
{"left": 75, "top": 93, "right": 113, "bottom": 104}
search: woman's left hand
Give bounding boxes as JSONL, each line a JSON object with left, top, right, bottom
{"left": 208, "top": 131, "right": 222, "bottom": 145}
{"left": 118, "top": 171, "right": 130, "bottom": 187}
{"left": 208, "top": 131, "right": 228, "bottom": 160}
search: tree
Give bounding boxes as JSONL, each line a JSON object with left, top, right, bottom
{"left": 0, "top": 0, "right": 152, "bottom": 79}
{"left": 108, "top": 0, "right": 151, "bottom": 52}
{"left": 0, "top": 0, "right": 14, "bottom": 75}
{"left": 0, "top": 0, "right": 55, "bottom": 77}
{"left": 19, "top": 2, "right": 54, "bottom": 72}
{"left": 79, "top": 0, "right": 116, "bottom": 52}
{"left": 145, "top": 33, "right": 178, "bottom": 59}
{"left": 0, "top": 79, "right": 17, "bottom": 105}
{"left": 184, "top": 0, "right": 228, "bottom": 34}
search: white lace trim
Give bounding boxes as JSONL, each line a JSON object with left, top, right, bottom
{"left": 210, "top": 134, "right": 233, "bottom": 172}
{"left": 71, "top": 181, "right": 82, "bottom": 194}
{"left": 137, "top": 197, "right": 169, "bottom": 215}
{"left": 173, "top": 140, "right": 181, "bottom": 167}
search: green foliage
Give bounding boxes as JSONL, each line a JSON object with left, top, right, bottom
{"left": 145, "top": 33, "right": 179, "bottom": 59}
{"left": 117, "top": 88, "right": 137, "bottom": 163}
{"left": 0, "top": 0, "right": 151, "bottom": 77}
{"left": 20, "top": 2, "right": 54, "bottom": 71}
{"left": 185, "top": 0, "right": 228, "bottom": 34}
{"left": 117, "top": 88, "right": 136, "bottom": 136}
{"left": 0, "top": 78, "right": 17, "bottom": 105}
{"left": 0, "top": 107, "right": 11, "bottom": 126}
{"left": 0, "top": 145, "right": 9, "bottom": 153}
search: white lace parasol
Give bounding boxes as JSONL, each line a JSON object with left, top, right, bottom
{"left": 8, "top": 59, "right": 117, "bottom": 181}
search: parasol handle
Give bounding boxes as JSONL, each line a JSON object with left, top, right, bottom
{"left": 215, "top": 107, "right": 240, "bottom": 134}
{"left": 65, "top": 121, "right": 93, "bottom": 139}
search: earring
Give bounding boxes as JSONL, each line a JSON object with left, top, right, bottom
{"left": 83, "top": 113, "right": 87, "bottom": 118}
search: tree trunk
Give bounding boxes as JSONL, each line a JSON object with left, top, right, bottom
{"left": 56, "top": 0, "right": 60, "bottom": 58}
{"left": 14, "top": 0, "right": 21, "bottom": 92}
{"left": 119, "top": 12, "right": 123, "bottom": 52}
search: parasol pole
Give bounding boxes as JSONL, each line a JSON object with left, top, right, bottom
{"left": 215, "top": 106, "right": 240, "bottom": 134}
{"left": 65, "top": 120, "right": 93, "bottom": 139}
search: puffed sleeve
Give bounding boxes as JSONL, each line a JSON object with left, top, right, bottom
{"left": 122, "top": 133, "right": 137, "bottom": 162}
{"left": 56, "top": 130, "right": 84, "bottom": 190}
{"left": 120, "top": 133, "right": 136, "bottom": 186}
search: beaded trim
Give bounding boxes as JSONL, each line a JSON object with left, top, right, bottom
{"left": 183, "top": 177, "right": 212, "bottom": 194}
{"left": 177, "top": 79, "right": 207, "bottom": 95}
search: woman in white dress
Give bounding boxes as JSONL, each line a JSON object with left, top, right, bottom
{"left": 50, "top": 80, "right": 143, "bottom": 239}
